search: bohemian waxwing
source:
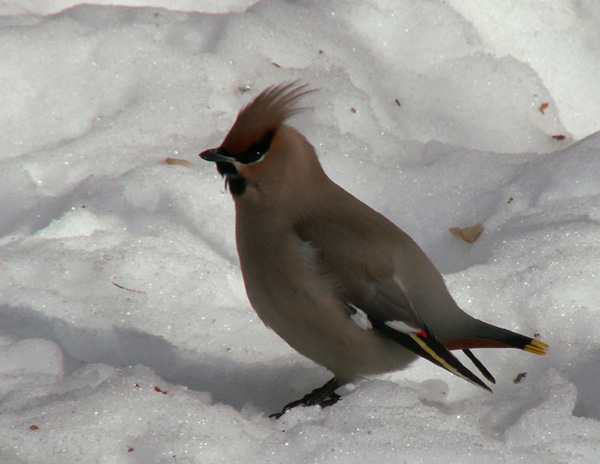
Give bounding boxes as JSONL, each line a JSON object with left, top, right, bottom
{"left": 199, "top": 82, "right": 548, "bottom": 418}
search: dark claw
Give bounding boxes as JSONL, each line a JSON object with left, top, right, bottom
{"left": 317, "top": 392, "right": 341, "bottom": 408}
{"left": 270, "top": 378, "right": 341, "bottom": 419}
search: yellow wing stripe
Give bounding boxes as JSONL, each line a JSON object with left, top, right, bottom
{"left": 409, "top": 333, "right": 458, "bottom": 374}
{"left": 524, "top": 339, "right": 549, "bottom": 355}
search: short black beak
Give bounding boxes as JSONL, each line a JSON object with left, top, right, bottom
{"left": 199, "top": 147, "right": 235, "bottom": 163}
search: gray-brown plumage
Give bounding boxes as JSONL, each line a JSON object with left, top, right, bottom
{"left": 199, "top": 82, "right": 548, "bottom": 418}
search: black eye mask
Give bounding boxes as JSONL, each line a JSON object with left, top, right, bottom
{"left": 234, "top": 131, "right": 274, "bottom": 165}
{"left": 200, "top": 131, "right": 275, "bottom": 197}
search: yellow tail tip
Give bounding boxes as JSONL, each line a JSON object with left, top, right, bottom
{"left": 524, "top": 339, "right": 549, "bottom": 355}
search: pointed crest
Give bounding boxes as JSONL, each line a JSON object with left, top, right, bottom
{"left": 222, "top": 82, "right": 315, "bottom": 154}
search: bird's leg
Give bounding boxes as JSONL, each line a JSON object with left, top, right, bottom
{"left": 270, "top": 377, "right": 341, "bottom": 419}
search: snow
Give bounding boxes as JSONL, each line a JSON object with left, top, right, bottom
{"left": 1, "top": 0, "right": 599, "bottom": 462}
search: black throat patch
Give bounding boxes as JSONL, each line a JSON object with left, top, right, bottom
{"left": 217, "top": 161, "right": 247, "bottom": 197}
{"left": 227, "top": 174, "right": 247, "bottom": 196}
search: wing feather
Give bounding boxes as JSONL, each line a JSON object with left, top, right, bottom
{"left": 296, "top": 211, "right": 491, "bottom": 390}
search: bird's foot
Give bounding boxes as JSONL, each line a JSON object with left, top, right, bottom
{"left": 270, "top": 378, "right": 341, "bottom": 419}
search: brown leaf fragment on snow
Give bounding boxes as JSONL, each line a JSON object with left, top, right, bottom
{"left": 449, "top": 223, "right": 483, "bottom": 244}
{"left": 165, "top": 157, "right": 194, "bottom": 166}
{"left": 514, "top": 372, "right": 527, "bottom": 384}
{"left": 112, "top": 282, "right": 146, "bottom": 294}
{"left": 539, "top": 102, "right": 549, "bottom": 114}
{"left": 552, "top": 134, "right": 566, "bottom": 140}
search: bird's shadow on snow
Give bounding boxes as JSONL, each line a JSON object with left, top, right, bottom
{"left": 4, "top": 302, "right": 600, "bottom": 420}
{"left": 0, "top": 303, "right": 327, "bottom": 414}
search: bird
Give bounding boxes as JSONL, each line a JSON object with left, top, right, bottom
{"left": 199, "top": 82, "right": 548, "bottom": 418}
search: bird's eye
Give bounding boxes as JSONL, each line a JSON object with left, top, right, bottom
{"left": 238, "top": 131, "right": 274, "bottom": 164}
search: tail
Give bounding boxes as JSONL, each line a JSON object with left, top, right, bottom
{"left": 445, "top": 321, "right": 548, "bottom": 354}
{"left": 443, "top": 321, "right": 548, "bottom": 384}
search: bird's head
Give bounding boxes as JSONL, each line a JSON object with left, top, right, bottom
{"left": 200, "top": 83, "right": 324, "bottom": 206}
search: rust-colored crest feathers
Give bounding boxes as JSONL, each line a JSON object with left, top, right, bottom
{"left": 223, "top": 82, "right": 315, "bottom": 154}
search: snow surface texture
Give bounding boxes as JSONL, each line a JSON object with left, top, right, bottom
{"left": 1, "top": 0, "right": 600, "bottom": 462}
